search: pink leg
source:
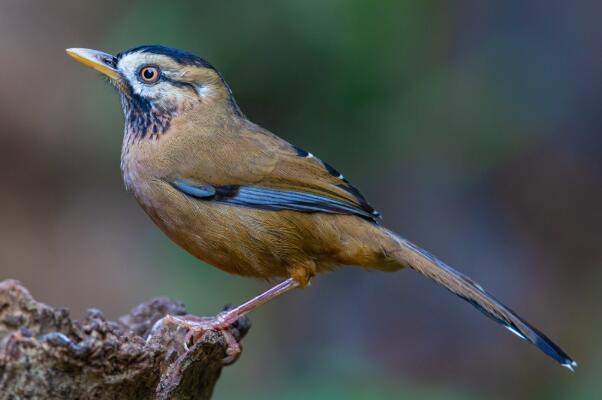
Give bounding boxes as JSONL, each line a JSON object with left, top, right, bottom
{"left": 157, "top": 278, "right": 300, "bottom": 358}
{"left": 213, "top": 277, "right": 300, "bottom": 328}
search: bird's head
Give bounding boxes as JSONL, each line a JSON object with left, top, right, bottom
{"left": 66, "top": 45, "right": 242, "bottom": 139}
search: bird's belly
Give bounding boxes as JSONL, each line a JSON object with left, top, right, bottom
{"left": 128, "top": 178, "right": 394, "bottom": 280}
{"left": 133, "top": 181, "right": 306, "bottom": 278}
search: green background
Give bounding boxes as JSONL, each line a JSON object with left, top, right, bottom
{"left": 0, "top": 1, "right": 600, "bottom": 399}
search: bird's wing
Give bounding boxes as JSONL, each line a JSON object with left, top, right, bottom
{"left": 171, "top": 181, "right": 378, "bottom": 221}
{"left": 172, "top": 125, "right": 381, "bottom": 222}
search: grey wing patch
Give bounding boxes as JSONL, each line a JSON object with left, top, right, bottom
{"left": 171, "top": 180, "right": 216, "bottom": 198}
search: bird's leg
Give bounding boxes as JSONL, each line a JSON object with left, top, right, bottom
{"left": 173, "top": 277, "right": 300, "bottom": 329}
{"left": 154, "top": 278, "right": 301, "bottom": 360}
{"left": 214, "top": 277, "right": 301, "bottom": 327}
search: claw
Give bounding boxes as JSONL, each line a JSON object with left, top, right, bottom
{"left": 147, "top": 316, "right": 169, "bottom": 343}
{"left": 156, "top": 313, "right": 242, "bottom": 364}
{"left": 183, "top": 325, "right": 208, "bottom": 351}
{"left": 221, "top": 329, "right": 242, "bottom": 365}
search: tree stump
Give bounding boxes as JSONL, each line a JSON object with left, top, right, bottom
{"left": 0, "top": 280, "right": 249, "bottom": 399}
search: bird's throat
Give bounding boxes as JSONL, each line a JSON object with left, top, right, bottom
{"left": 121, "top": 92, "right": 177, "bottom": 141}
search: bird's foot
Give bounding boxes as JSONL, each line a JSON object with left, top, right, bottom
{"left": 148, "top": 279, "right": 298, "bottom": 365}
{"left": 152, "top": 309, "right": 247, "bottom": 365}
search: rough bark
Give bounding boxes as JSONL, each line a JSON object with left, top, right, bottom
{"left": 0, "top": 280, "right": 249, "bottom": 400}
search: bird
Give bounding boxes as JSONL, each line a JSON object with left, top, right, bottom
{"left": 66, "top": 45, "right": 576, "bottom": 370}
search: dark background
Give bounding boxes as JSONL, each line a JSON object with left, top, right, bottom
{"left": 0, "top": 1, "right": 599, "bottom": 399}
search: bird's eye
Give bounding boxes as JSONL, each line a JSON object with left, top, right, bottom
{"left": 139, "top": 66, "right": 160, "bottom": 83}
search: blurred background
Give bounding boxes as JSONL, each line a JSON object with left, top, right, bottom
{"left": 0, "top": 1, "right": 600, "bottom": 399}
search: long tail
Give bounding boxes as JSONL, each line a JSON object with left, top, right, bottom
{"left": 388, "top": 231, "right": 577, "bottom": 371}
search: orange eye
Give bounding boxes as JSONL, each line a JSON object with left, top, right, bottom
{"left": 139, "top": 66, "right": 160, "bottom": 83}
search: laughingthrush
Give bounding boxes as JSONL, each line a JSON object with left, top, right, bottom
{"left": 66, "top": 45, "right": 576, "bottom": 370}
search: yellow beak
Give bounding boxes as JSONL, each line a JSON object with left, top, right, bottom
{"left": 66, "top": 48, "right": 120, "bottom": 81}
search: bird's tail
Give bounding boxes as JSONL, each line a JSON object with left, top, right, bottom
{"left": 385, "top": 230, "right": 577, "bottom": 371}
